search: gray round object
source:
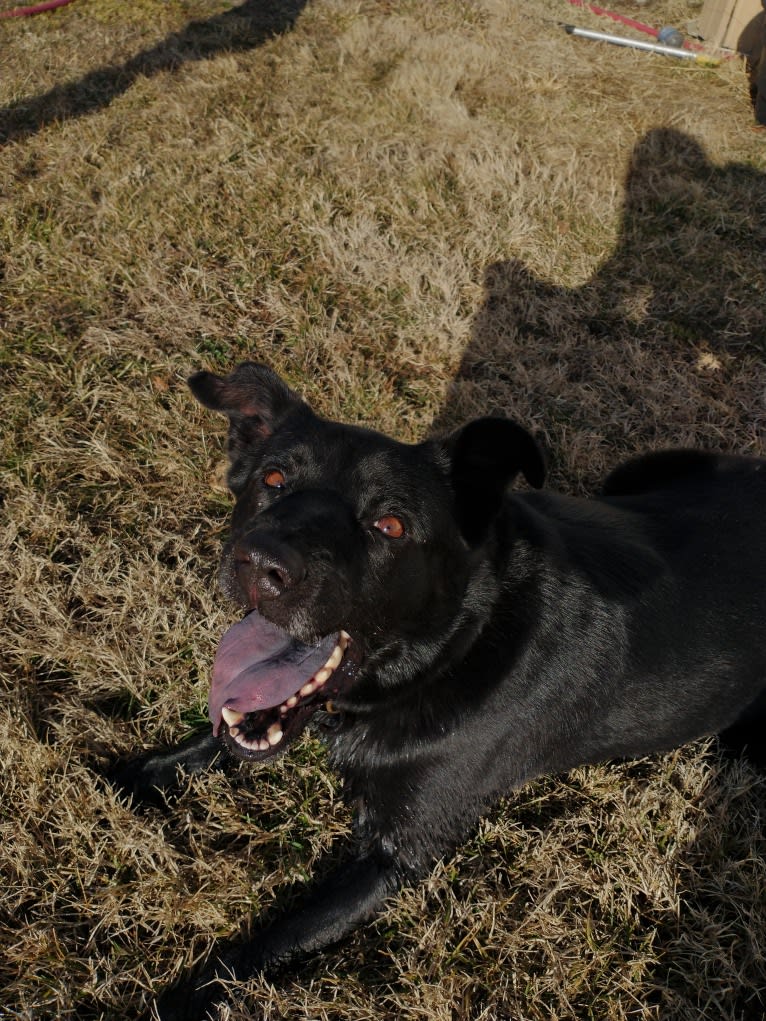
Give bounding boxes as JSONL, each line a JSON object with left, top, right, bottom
{"left": 658, "top": 26, "right": 685, "bottom": 48}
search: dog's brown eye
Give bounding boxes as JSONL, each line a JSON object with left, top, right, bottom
{"left": 374, "top": 515, "right": 405, "bottom": 539}
{"left": 263, "top": 469, "right": 286, "bottom": 489}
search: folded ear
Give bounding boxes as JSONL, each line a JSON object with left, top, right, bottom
{"left": 445, "top": 417, "right": 545, "bottom": 545}
{"left": 188, "top": 362, "right": 305, "bottom": 459}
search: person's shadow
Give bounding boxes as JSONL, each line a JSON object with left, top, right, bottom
{"left": 431, "top": 127, "right": 766, "bottom": 493}
{"left": 428, "top": 132, "right": 766, "bottom": 1014}
{"left": 0, "top": 0, "right": 308, "bottom": 145}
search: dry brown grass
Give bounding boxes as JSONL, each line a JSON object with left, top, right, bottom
{"left": 1, "top": 0, "right": 765, "bottom": 1018}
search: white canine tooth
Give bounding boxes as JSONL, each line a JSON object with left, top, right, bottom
{"left": 314, "top": 666, "right": 331, "bottom": 685}
{"left": 339, "top": 631, "right": 350, "bottom": 648}
{"left": 266, "top": 724, "right": 283, "bottom": 746}
{"left": 221, "top": 706, "right": 245, "bottom": 728}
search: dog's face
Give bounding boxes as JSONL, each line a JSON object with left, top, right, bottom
{"left": 189, "top": 363, "right": 544, "bottom": 762}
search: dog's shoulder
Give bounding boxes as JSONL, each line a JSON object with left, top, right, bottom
{"left": 601, "top": 449, "right": 763, "bottom": 497}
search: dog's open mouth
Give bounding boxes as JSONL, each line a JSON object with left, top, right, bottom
{"left": 209, "top": 611, "right": 356, "bottom": 761}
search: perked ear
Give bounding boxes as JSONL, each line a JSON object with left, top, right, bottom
{"left": 188, "top": 362, "right": 304, "bottom": 455}
{"left": 445, "top": 417, "right": 545, "bottom": 545}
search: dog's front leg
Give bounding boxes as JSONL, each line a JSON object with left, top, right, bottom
{"left": 152, "top": 852, "right": 402, "bottom": 1021}
{"left": 108, "top": 727, "right": 227, "bottom": 805}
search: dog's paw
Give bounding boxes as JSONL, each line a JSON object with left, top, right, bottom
{"left": 152, "top": 991, "right": 226, "bottom": 1021}
{"left": 104, "top": 728, "right": 225, "bottom": 808}
{"left": 103, "top": 753, "right": 177, "bottom": 809}
{"left": 151, "top": 949, "right": 246, "bottom": 1021}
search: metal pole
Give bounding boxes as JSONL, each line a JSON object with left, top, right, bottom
{"left": 562, "top": 23, "right": 706, "bottom": 62}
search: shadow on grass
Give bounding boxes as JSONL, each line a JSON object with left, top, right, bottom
{"left": 0, "top": 0, "right": 308, "bottom": 145}
{"left": 431, "top": 128, "right": 766, "bottom": 470}
{"left": 422, "top": 126, "right": 766, "bottom": 1019}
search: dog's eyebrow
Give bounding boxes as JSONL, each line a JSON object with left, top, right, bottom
{"left": 350, "top": 450, "right": 420, "bottom": 491}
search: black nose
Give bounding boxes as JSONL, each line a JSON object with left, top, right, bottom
{"left": 234, "top": 534, "right": 306, "bottom": 603}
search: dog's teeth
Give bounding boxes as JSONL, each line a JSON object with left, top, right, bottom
{"left": 314, "top": 666, "right": 331, "bottom": 685}
{"left": 286, "top": 695, "right": 298, "bottom": 708}
{"left": 300, "top": 680, "right": 317, "bottom": 696}
{"left": 228, "top": 725, "right": 241, "bottom": 737}
{"left": 234, "top": 728, "right": 279, "bottom": 752}
{"left": 266, "top": 724, "right": 283, "bottom": 746}
{"left": 280, "top": 704, "right": 290, "bottom": 716}
{"left": 235, "top": 732, "right": 266, "bottom": 752}
{"left": 221, "top": 706, "right": 245, "bottom": 728}
{"left": 339, "top": 631, "right": 350, "bottom": 649}
{"left": 325, "top": 644, "right": 343, "bottom": 670}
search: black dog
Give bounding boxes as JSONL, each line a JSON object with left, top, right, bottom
{"left": 116, "top": 362, "right": 766, "bottom": 1020}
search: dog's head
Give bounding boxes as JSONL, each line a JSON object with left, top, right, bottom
{"left": 189, "top": 362, "right": 544, "bottom": 762}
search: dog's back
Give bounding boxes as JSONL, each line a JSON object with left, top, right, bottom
{"left": 503, "top": 451, "right": 766, "bottom": 768}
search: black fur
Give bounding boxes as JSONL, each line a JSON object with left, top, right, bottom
{"left": 113, "top": 362, "right": 766, "bottom": 1020}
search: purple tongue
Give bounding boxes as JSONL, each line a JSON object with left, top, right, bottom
{"left": 209, "top": 612, "right": 338, "bottom": 735}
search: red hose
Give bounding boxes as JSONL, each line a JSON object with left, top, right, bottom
{"left": 565, "top": 0, "right": 707, "bottom": 52}
{"left": 566, "top": 0, "right": 659, "bottom": 37}
{"left": 0, "top": 0, "right": 76, "bottom": 18}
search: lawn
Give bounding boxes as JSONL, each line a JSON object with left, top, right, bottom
{"left": 1, "top": 1, "right": 765, "bottom": 1019}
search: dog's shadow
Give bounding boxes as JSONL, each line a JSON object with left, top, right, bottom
{"left": 0, "top": 0, "right": 308, "bottom": 145}
{"left": 430, "top": 127, "right": 766, "bottom": 493}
